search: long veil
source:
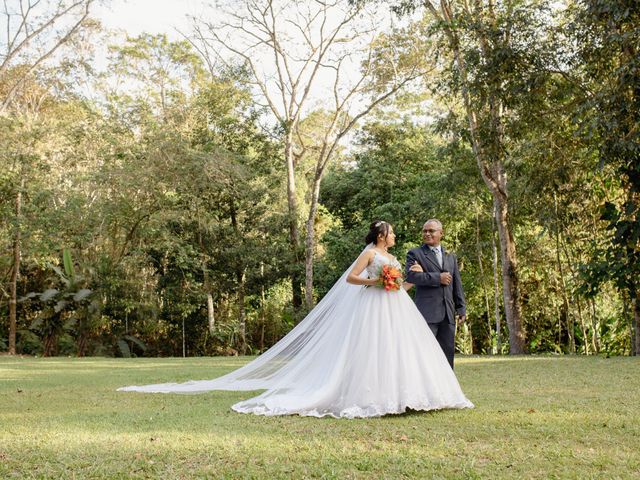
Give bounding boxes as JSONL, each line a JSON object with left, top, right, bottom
{"left": 118, "top": 244, "right": 374, "bottom": 393}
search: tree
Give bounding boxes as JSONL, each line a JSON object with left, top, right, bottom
{"left": 571, "top": 0, "right": 640, "bottom": 355}
{"left": 106, "top": 33, "right": 206, "bottom": 122}
{"left": 388, "top": 0, "right": 567, "bottom": 353}
{"left": 191, "top": 0, "right": 424, "bottom": 309}
{"left": 1, "top": 0, "right": 97, "bottom": 355}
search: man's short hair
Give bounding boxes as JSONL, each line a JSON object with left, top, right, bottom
{"left": 424, "top": 219, "right": 443, "bottom": 230}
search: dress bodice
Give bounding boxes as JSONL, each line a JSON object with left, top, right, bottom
{"left": 366, "top": 251, "right": 402, "bottom": 279}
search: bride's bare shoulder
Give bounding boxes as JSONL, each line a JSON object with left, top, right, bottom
{"left": 359, "top": 249, "right": 376, "bottom": 262}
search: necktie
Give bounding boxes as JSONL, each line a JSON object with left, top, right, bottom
{"left": 432, "top": 247, "right": 442, "bottom": 268}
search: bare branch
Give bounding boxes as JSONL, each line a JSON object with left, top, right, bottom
{"left": 200, "top": 20, "right": 285, "bottom": 123}
{"left": 1, "top": 0, "right": 90, "bottom": 74}
{"left": 1, "top": 0, "right": 94, "bottom": 113}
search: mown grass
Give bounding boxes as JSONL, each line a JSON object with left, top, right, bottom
{"left": 1, "top": 355, "right": 639, "bottom": 479}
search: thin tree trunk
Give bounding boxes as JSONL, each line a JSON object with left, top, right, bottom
{"left": 633, "top": 293, "right": 640, "bottom": 356}
{"left": 237, "top": 269, "right": 247, "bottom": 355}
{"left": 624, "top": 294, "right": 633, "bottom": 356}
{"left": 492, "top": 212, "right": 501, "bottom": 354}
{"left": 284, "top": 134, "right": 303, "bottom": 309}
{"left": 207, "top": 293, "right": 215, "bottom": 334}
{"left": 304, "top": 218, "right": 315, "bottom": 310}
{"left": 8, "top": 179, "right": 23, "bottom": 355}
{"left": 304, "top": 174, "right": 323, "bottom": 309}
{"left": 590, "top": 299, "right": 600, "bottom": 354}
{"left": 476, "top": 208, "right": 493, "bottom": 353}
{"left": 554, "top": 207, "right": 574, "bottom": 353}
{"left": 228, "top": 196, "right": 248, "bottom": 353}
{"left": 577, "top": 297, "right": 589, "bottom": 355}
{"left": 260, "top": 323, "right": 265, "bottom": 352}
{"left": 556, "top": 303, "right": 562, "bottom": 349}
{"left": 260, "top": 262, "right": 265, "bottom": 352}
{"left": 182, "top": 316, "right": 186, "bottom": 358}
{"left": 197, "top": 207, "right": 215, "bottom": 335}
{"left": 203, "top": 263, "right": 214, "bottom": 335}
{"left": 559, "top": 234, "right": 589, "bottom": 354}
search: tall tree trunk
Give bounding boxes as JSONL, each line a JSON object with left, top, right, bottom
{"left": 624, "top": 294, "right": 633, "bottom": 356}
{"left": 284, "top": 134, "right": 303, "bottom": 309}
{"left": 430, "top": 0, "right": 526, "bottom": 353}
{"left": 492, "top": 212, "right": 502, "bottom": 354}
{"left": 493, "top": 196, "right": 526, "bottom": 353}
{"left": 182, "top": 316, "right": 186, "bottom": 358}
{"left": 304, "top": 174, "right": 323, "bottom": 309}
{"left": 8, "top": 179, "right": 23, "bottom": 355}
{"left": 203, "top": 265, "right": 215, "bottom": 335}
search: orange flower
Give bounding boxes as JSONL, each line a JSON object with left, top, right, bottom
{"left": 378, "top": 264, "right": 403, "bottom": 291}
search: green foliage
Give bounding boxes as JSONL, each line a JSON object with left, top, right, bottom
{"left": 20, "top": 249, "right": 98, "bottom": 356}
{"left": 569, "top": 0, "right": 640, "bottom": 301}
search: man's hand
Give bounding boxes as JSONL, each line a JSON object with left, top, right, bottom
{"left": 440, "top": 272, "right": 452, "bottom": 285}
{"left": 457, "top": 315, "right": 466, "bottom": 324}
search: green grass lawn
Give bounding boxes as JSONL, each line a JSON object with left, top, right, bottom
{"left": 1, "top": 355, "right": 639, "bottom": 479}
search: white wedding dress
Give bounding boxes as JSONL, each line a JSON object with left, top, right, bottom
{"left": 119, "top": 248, "right": 473, "bottom": 418}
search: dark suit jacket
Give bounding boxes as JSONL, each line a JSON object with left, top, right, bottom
{"left": 405, "top": 244, "right": 466, "bottom": 325}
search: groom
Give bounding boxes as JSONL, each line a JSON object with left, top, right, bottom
{"left": 406, "top": 219, "right": 466, "bottom": 369}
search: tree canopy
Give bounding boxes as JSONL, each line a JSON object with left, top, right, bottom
{"left": 1, "top": 0, "right": 638, "bottom": 357}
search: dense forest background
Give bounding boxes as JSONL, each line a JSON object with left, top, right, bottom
{"left": 1, "top": 0, "right": 638, "bottom": 358}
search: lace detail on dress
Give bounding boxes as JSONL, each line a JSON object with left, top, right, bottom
{"left": 232, "top": 396, "right": 473, "bottom": 419}
{"left": 366, "top": 252, "right": 402, "bottom": 279}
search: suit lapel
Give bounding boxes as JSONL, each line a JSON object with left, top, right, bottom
{"left": 421, "top": 245, "right": 442, "bottom": 271}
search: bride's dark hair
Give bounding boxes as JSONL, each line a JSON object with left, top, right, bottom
{"left": 365, "top": 220, "right": 391, "bottom": 245}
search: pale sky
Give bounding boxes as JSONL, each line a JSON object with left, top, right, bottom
{"left": 89, "top": 0, "right": 426, "bottom": 129}
{"left": 93, "top": 0, "right": 205, "bottom": 40}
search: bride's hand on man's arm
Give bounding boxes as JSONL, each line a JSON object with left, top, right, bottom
{"left": 409, "top": 262, "right": 423, "bottom": 273}
{"left": 402, "top": 262, "right": 421, "bottom": 290}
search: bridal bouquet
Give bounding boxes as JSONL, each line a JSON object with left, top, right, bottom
{"left": 373, "top": 264, "right": 403, "bottom": 291}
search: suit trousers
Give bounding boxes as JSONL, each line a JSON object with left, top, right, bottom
{"left": 428, "top": 320, "right": 456, "bottom": 369}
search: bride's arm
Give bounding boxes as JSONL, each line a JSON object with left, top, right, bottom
{"left": 346, "top": 250, "right": 378, "bottom": 286}
{"left": 403, "top": 282, "right": 414, "bottom": 291}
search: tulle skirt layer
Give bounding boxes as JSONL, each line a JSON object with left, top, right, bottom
{"left": 229, "top": 287, "right": 473, "bottom": 418}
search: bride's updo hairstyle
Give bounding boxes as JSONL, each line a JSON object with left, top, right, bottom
{"left": 365, "top": 220, "right": 390, "bottom": 245}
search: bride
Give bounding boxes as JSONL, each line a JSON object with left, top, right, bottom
{"left": 119, "top": 221, "right": 473, "bottom": 418}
